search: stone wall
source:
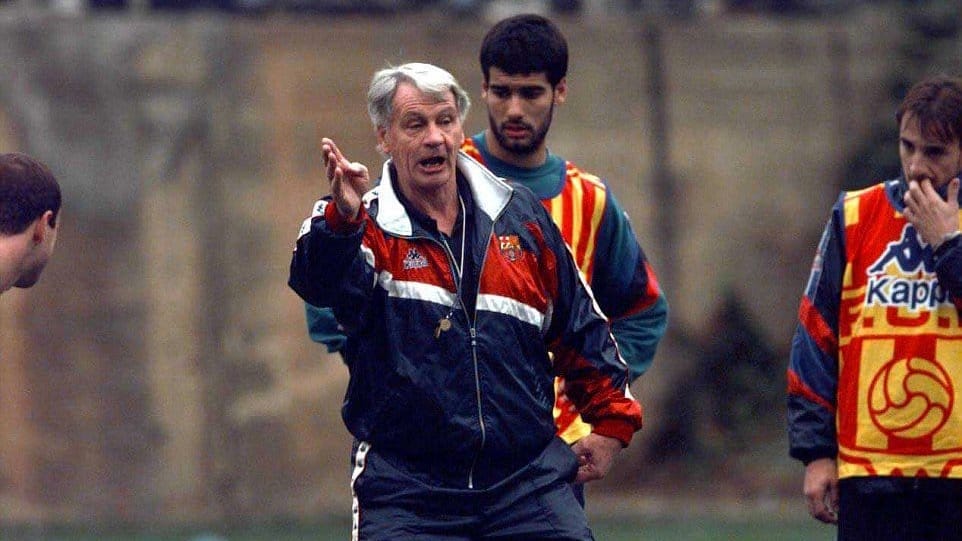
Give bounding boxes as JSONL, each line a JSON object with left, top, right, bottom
{"left": 0, "top": 7, "right": 901, "bottom": 523}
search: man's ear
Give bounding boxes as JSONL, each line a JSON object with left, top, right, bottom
{"left": 31, "top": 211, "right": 54, "bottom": 244}
{"left": 376, "top": 126, "right": 390, "bottom": 154}
{"left": 554, "top": 77, "right": 568, "bottom": 106}
{"left": 31, "top": 216, "right": 45, "bottom": 245}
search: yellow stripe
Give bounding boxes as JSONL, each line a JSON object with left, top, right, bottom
{"left": 553, "top": 377, "right": 594, "bottom": 444}
{"left": 551, "top": 168, "right": 610, "bottom": 442}
{"left": 569, "top": 172, "right": 585, "bottom": 259}
{"left": 558, "top": 416, "right": 593, "bottom": 444}
{"left": 582, "top": 181, "right": 607, "bottom": 277}
{"left": 549, "top": 195, "right": 564, "bottom": 232}
{"left": 842, "top": 264, "right": 857, "bottom": 292}
{"left": 579, "top": 168, "right": 606, "bottom": 190}
{"left": 843, "top": 190, "right": 863, "bottom": 227}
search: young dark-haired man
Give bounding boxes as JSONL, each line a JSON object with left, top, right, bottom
{"left": 460, "top": 13, "right": 668, "bottom": 503}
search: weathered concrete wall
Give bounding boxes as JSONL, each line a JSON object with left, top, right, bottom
{"left": 0, "top": 6, "right": 901, "bottom": 524}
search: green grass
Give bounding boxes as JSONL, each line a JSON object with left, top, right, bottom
{"left": 592, "top": 517, "right": 834, "bottom": 540}
{"left": 1, "top": 516, "right": 835, "bottom": 541}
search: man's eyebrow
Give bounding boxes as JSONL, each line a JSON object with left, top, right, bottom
{"left": 397, "top": 111, "right": 425, "bottom": 123}
{"left": 490, "top": 84, "right": 546, "bottom": 93}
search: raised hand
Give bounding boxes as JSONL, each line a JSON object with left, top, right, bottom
{"left": 903, "top": 177, "right": 961, "bottom": 249}
{"left": 321, "top": 137, "right": 370, "bottom": 220}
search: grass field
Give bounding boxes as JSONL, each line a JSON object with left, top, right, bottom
{"left": 1, "top": 516, "right": 835, "bottom": 540}
{"left": 594, "top": 516, "right": 834, "bottom": 540}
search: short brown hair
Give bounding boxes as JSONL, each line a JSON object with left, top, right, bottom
{"left": 896, "top": 75, "right": 962, "bottom": 145}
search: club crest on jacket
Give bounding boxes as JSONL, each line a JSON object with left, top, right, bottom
{"left": 499, "top": 235, "right": 522, "bottom": 262}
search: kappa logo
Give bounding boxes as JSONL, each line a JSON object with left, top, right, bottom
{"left": 403, "top": 247, "right": 429, "bottom": 270}
{"left": 865, "top": 224, "right": 949, "bottom": 311}
{"left": 499, "top": 235, "right": 523, "bottom": 262}
{"left": 869, "top": 224, "right": 931, "bottom": 275}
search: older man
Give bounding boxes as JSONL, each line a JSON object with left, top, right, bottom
{"left": 289, "top": 62, "right": 642, "bottom": 540}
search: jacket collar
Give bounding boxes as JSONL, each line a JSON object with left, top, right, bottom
{"left": 372, "top": 151, "right": 514, "bottom": 237}
{"left": 886, "top": 175, "right": 962, "bottom": 213}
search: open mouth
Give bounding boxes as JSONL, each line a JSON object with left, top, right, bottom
{"left": 419, "top": 156, "right": 446, "bottom": 168}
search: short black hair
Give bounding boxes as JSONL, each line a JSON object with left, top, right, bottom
{"left": 479, "top": 14, "right": 568, "bottom": 87}
{"left": 0, "top": 153, "right": 61, "bottom": 235}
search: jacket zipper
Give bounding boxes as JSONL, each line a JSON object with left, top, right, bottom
{"left": 417, "top": 197, "right": 507, "bottom": 489}
{"left": 465, "top": 222, "right": 495, "bottom": 489}
{"left": 438, "top": 234, "right": 486, "bottom": 489}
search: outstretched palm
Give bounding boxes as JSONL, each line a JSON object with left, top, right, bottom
{"left": 321, "top": 137, "right": 370, "bottom": 220}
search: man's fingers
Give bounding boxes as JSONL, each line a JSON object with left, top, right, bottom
{"left": 321, "top": 137, "right": 349, "bottom": 179}
{"left": 948, "top": 177, "right": 961, "bottom": 202}
{"left": 330, "top": 166, "right": 343, "bottom": 193}
{"left": 325, "top": 153, "right": 337, "bottom": 183}
{"left": 321, "top": 140, "right": 339, "bottom": 183}
{"left": 813, "top": 508, "right": 837, "bottom": 524}
{"left": 574, "top": 464, "right": 600, "bottom": 484}
{"left": 903, "top": 179, "right": 936, "bottom": 216}
{"left": 320, "top": 137, "right": 368, "bottom": 190}
{"left": 320, "top": 137, "right": 339, "bottom": 158}
{"left": 807, "top": 495, "right": 823, "bottom": 521}
{"left": 903, "top": 206, "right": 915, "bottom": 221}
{"left": 806, "top": 480, "right": 839, "bottom": 524}
{"left": 919, "top": 178, "right": 939, "bottom": 198}
{"left": 904, "top": 181, "right": 921, "bottom": 208}
{"left": 807, "top": 495, "right": 837, "bottom": 524}
{"left": 572, "top": 443, "right": 594, "bottom": 484}
{"left": 574, "top": 471, "right": 594, "bottom": 484}
{"left": 905, "top": 178, "right": 936, "bottom": 203}
{"left": 828, "top": 483, "right": 838, "bottom": 521}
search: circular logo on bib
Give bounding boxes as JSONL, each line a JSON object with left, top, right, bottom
{"left": 868, "top": 357, "right": 953, "bottom": 440}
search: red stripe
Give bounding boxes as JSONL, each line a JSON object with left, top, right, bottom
{"left": 553, "top": 389, "right": 580, "bottom": 434}
{"left": 786, "top": 369, "right": 835, "bottom": 414}
{"left": 460, "top": 139, "right": 483, "bottom": 163}
{"left": 609, "top": 262, "right": 662, "bottom": 320}
{"left": 837, "top": 451, "right": 877, "bottom": 475}
{"left": 365, "top": 231, "right": 458, "bottom": 291}
{"left": 552, "top": 340, "right": 643, "bottom": 444}
{"left": 478, "top": 232, "right": 551, "bottom": 312}
{"left": 941, "top": 459, "right": 962, "bottom": 477}
{"left": 575, "top": 175, "right": 594, "bottom": 271}
{"left": 799, "top": 296, "right": 837, "bottom": 355}
{"left": 325, "top": 199, "right": 366, "bottom": 234}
